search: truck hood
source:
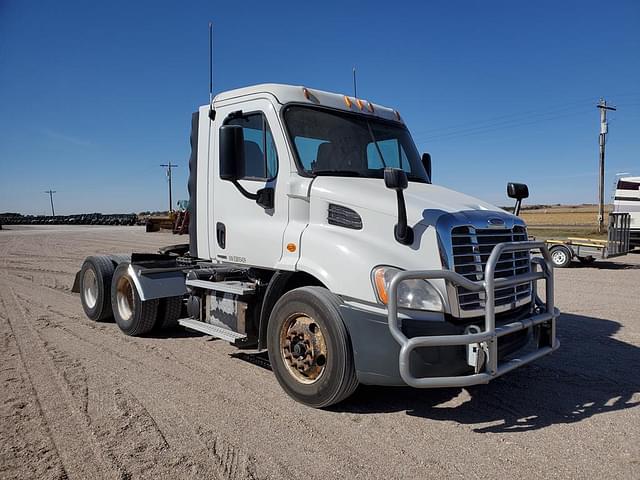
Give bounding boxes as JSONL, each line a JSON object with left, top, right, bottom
{"left": 310, "top": 177, "right": 508, "bottom": 225}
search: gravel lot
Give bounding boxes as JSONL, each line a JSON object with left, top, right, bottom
{"left": 1, "top": 225, "right": 638, "bottom": 479}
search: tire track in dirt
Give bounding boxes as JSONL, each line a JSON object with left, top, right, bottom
{"left": 6, "top": 275, "right": 272, "bottom": 479}
{"left": 0, "top": 277, "right": 129, "bottom": 479}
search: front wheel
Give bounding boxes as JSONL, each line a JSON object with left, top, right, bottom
{"left": 267, "top": 286, "right": 358, "bottom": 408}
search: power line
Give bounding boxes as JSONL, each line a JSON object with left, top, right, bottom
{"left": 414, "top": 106, "right": 593, "bottom": 144}
{"left": 44, "top": 190, "right": 56, "bottom": 216}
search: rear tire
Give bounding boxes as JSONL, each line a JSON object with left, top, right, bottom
{"left": 155, "top": 296, "right": 183, "bottom": 331}
{"left": 550, "top": 245, "right": 572, "bottom": 268}
{"left": 79, "top": 256, "right": 116, "bottom": 321}
{"left": 267, "top": 286, "right": 358, "bottom": 408}
{"left": 111, "top": 263, "right": 158, "bottom": 336}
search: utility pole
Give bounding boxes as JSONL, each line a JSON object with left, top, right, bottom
{"left": 597, "top": 99, "right": 616, "bottom": 233}
{"left": 44, "top": 190, "right": 56, "bottom": 216}
{"left": 160, "top": 163, "right": 177, "bottom": 212}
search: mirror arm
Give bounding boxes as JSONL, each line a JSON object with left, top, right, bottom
{"left": 231, "top": 180, "right": 258, "bottom": 201}
{"left": 513, "top": 199, "right": 522, "bottom": 216}
{"left": 394, "top": 190, "right": 414, "bottom": 245}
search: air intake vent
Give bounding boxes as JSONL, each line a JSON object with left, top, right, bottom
{"left": 328, "top": 204, "right": 362, "bottom": 230}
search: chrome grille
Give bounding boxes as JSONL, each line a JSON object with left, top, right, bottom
{"left": 451, "top": 225, "right": 531, "bottom": 311}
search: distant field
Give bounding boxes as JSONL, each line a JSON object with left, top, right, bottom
{"left": 520, "top": 204, "right": 610, "bottom": 226}
{"left": 520, "top": 204, "right": 610, "bottom": 240}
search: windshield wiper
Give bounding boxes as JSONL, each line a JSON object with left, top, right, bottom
{"left": 312, "top": 169, "right": 363, "bottom": 177}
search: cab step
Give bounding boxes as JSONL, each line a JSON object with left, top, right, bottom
{"left": 178, "top": 318, "right": 247, "bottom": 342}
{"left": 185, "top": 279, "right": 255, "bottom": 295}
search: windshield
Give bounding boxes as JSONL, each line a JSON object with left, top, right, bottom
{"left": 283, "top": 105, "right": 429, "bottom": 183}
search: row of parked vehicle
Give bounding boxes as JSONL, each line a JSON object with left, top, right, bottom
{"left": 0, "top": 213, "right": 140, "bottom": 226}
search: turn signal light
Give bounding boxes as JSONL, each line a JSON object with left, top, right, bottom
{"left": 287, "top": 243, "right": 297, "bottom": 253}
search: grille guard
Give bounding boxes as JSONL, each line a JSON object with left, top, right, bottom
{"left": 387, "top": 241, "right": 560, "bottom": 388}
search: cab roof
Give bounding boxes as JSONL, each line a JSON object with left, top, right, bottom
{"left": 210, "top": 83, "right": 403, "bottom": 123}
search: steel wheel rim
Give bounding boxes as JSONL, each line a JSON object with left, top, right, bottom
{"left": 552, "top": 250, "right": 567, "bottom": 265}
{"left": 83, "top": 268, "right": 98, "bottom": 309}
{"left": 115, "top": 275, "right": 134, "bottom": 321}
{"left": 280, "top": 313, "right": 327, "bottom": 385}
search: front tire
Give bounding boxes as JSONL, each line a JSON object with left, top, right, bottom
{"left": 111, "top": 263, "right": 158, "bottom": 336}
{"left": 267, "top": 286, "right": 358, "bottom": 408}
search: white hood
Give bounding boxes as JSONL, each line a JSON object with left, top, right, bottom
{"left": 310, "top": 177, "right": 506, "bottom": 225}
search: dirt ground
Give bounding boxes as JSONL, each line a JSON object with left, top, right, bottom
{"left": 1, "top": 225, "right": 638, "bottom": 480}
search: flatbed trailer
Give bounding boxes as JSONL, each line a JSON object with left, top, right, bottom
{"left": 545, "top": 212, "right": 631, "bottom": 267}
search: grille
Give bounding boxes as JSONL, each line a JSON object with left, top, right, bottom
{"left": 451, "top": 225, "right": 530, "bottom": 312}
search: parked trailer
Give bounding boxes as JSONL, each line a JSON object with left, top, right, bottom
{"left": 545, "top": 212, "right": 631, "bottom": 268}
{"left": 73, "top": 84, "right": 559, "bottom": 407}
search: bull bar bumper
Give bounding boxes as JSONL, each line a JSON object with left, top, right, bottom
{"left": 387, "top": 241, "right": 560, "bottom": 388}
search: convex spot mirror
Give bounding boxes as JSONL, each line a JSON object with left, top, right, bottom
{"left": 384, "top": 168, "right": 408, "bottom": 190}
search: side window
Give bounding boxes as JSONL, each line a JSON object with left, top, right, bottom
{"left": 366, "top": 139, "right": 410, "bottom": 172}
{"left": 225, "top": 113, "right": 278, "bottom": 180}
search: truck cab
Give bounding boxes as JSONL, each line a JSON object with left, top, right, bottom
{"left": 76, "top": 84, "right": 559, "bottom": 407}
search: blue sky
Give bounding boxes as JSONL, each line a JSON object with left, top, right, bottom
{"left": 1, "top": 0, "right": 638, "bottom": 215}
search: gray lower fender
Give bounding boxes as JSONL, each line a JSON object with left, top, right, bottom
{"left": 338, "top": 301, "right": 471, "bottom": 386}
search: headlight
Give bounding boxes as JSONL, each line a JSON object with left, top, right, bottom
{"left": 372, "top": 266, "right": 444, "bottom": 312}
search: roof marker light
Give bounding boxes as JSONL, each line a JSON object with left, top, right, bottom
{"left": 367, "top": 102, "right": 374, "bottom": 113}
{"left": 394, "top": 110, "right": 402, "bottom": 121}
{"left": 344, "top": 96, "right": 352, "bottom": 108}
{"left": 356, "top": 98, "right": 364, "bottom": 110}
{"left": 302, "top": 87, "right": 311, "bottom": 100}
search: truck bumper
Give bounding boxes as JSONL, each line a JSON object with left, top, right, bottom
{"left": 340, "top": 241, "right": 560, "bottom": 388}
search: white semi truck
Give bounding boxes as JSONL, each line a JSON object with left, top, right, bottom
{"left": 73, "top": 84, "right": 559, "bottom": 407}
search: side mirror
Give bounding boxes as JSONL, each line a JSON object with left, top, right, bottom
{"left": 219, "top": 125, "right": 244, "bottom": 181}
{"left": 507, "top": 182, "right": 529, "bottom": 200}
{"left": 507, "top": 182, "right": 529, "bottom": 216}
{"left": 422, "top": 153, "right": 432, "bottom": 182}
{"left": 384, "top": 168, "right": 413, "bottom": 245}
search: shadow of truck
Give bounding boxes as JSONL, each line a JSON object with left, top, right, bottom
{"left": 335, "top": 313, "right": 640, "bottom": 432}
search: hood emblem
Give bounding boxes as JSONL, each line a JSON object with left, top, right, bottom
{"left": 487, "top": 218, "right": 505, "bottom": 229}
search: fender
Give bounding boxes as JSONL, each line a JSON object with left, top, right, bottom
{"left": 126, "top": 264, "right": 188, "bottom": 301}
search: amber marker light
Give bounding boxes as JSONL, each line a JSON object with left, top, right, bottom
{"left": 344, "top": 96, "right": 352, "bottom": 108}
{"left": 302, "top": 87, "right": 311, "bottom": 100}
{"left": 373, "top": 269, "right": 389, "bottom": 304}
{"left": 367, "top": 102, "right": 374, "bottom": 113}
{"left": 356, "top": 98, "right": 364, "bottom": 110}
{"left": 286, "top": 243, "right": 297, "bottom": 253}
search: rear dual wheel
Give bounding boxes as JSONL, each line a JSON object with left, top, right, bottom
{"left": 111, "top": 264, "right": 158, "bottom": 336}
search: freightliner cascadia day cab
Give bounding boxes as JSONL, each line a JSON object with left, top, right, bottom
{"left": 74, "top": 84, "right": 560, "bottom": 408}
{"left": 614, "top": 176, "right": 640, "bottom": 248}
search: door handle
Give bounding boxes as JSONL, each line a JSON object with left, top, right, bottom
{"left": 216, "top": 222, "right": 226, "bottom": 249}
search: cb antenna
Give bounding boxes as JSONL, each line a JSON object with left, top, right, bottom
{"left": 352, "top": 66, "right": 357, "bottom": 98}
{"left": 208, "top": 21, "right": 215, "bottom": 120}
